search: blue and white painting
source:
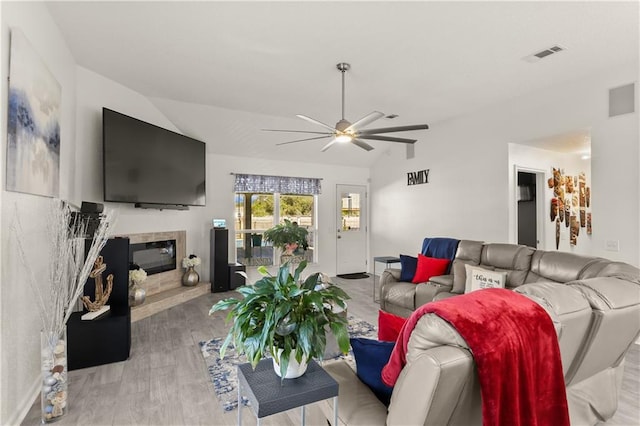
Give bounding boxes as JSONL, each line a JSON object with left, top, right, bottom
{"left": 6, "top": 29, "right": 61, "bottom": 197}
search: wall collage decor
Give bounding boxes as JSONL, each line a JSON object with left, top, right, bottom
{"left": 548, "top": 167, "right": 592, "bottom": 249}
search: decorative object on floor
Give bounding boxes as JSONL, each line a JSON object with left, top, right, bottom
{"left": 210, "top": 261, "right": 350, "bottom": 380}
{"left": 80, "top": 256, "right": 113, "bottom": 319}
{"left": 181, "top": 254, "right": 201, "bottom": 286}
{"left": 264, "top": 62, "right": 429, "bottom": 152}
{"left": 9, "top": 199, "right": 114, "bottom": 423}
{"left": 549, "top": 167, "right": 592, "bottom": 248}
{"left": 199, "top": 315, "right": 377, "bottom": 411}
{"left": 128, "top": 264, "right": 147, "bottom": 307}
{"left": 41, "top": 329, "right": 67, "bottom": 422}
{"left": 6, "top": 28, "right": 61, "bottom": 198}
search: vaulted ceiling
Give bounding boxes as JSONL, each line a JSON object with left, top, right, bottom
{"left": 46, "top": 1, "right": 639, "bottom": 167}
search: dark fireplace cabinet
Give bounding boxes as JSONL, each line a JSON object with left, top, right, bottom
{"left": 67, "top": 237, "right": 131, "bottom": 370}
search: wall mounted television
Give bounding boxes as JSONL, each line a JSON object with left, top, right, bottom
{"left": 102, "top": 108, "right": 206, "bottom": 209}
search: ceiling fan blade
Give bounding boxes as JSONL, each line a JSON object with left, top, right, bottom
{"left": 358, "top": 134, "right": 417, "bottom": 144}
{"left": 263, "top": 129, "right": 333, "bottom": 135}
{"left": 345, "top": 111, "right": 385, "bottom": 132}
{"left": 296, "top": 115, "right": 337, "bottom": 132}
{"left": 351, "top": 138, "right": 375, "bottom": 151}
{"left": 321, "top": 138, "right": 338, "bottom": 152}
{"left": 359, "top": 124, "right": 430, "bottom": 134}
{"left": 276, "top": 135, "right": 332, "bottom": 146}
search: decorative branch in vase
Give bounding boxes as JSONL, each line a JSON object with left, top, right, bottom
{"left": 10, "top": 199, "right": 115, "bottom": 423}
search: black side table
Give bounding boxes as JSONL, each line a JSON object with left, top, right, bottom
{"left": 372, "top": 256, "right": 401, "bottom": 302}
{"left": 237, "top": 358, "right": 338, "bottom": 426}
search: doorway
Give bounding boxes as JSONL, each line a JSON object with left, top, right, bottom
{"left": 336, "top": 185, "right": 367, "bottom": 275}
{"left": 515, "top": 167, "right": 545, "bottom": 248}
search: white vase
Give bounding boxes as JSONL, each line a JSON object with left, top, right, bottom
{"left": 272, "top": 348, "right": 308, "bottom": 379}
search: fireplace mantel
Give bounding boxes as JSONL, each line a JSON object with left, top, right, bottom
{"left": 117, "top": 230, "right": 186, "bottom": 297}
{"left": 114, "top": 230, "right": 209, "bottom": 322}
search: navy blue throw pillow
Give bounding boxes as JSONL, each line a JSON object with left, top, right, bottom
{"left": 399, "top": 254, "right": 418, "bottom": 282}
{"left": 350, "top": 337, "right": 395, "bottom": 406}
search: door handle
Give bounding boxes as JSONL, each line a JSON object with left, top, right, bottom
{"left": 337, "top": 235, "right": 342, "bottom": 239}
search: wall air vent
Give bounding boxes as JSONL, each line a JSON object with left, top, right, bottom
{"left": 523, "top": 45, "right": 566, "bottom": 63}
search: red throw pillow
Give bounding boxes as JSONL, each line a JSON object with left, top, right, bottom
{"left": 412, "top": 255, "right": 450, "bottom": 284}
{"left": 378, "top": 310, "right": 408, "bottom": 342}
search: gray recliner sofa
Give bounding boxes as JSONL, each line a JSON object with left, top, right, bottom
{"left": 320, "top": 242, "right": 640, "bottom": 425}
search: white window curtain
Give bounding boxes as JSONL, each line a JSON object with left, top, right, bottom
{"left": 233, "top": 174, "right": 322, "bottom": 195}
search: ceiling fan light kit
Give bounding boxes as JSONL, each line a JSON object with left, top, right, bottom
{"left": 265, "top": 62, "right": 429, "bottom": 152}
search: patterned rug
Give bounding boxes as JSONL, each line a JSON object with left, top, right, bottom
{"left": 199, "top": 315, "right": 377, "bottom": 412}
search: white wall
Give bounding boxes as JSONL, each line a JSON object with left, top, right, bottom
{"left": 508, "top": 143, "right": 593, "bottom": 254}
{"left": 2, "top": 44, "right": 370, "bottom": 426}
{"left": 74, "top": 66, "right": 215, "bottom": 280}
{"left": 0, "top": 2, "right": 77, "bottom": 424}
{"left": 75, "top": 67, "right": 370, "bottom": 282}
{"left": 371, "top": 64, "right": 639, "bottom": 266}
{"left": 205, "top": 154, "right": 370, "bottom": 279}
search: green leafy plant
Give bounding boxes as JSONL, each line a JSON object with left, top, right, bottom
{"left": 209, "top": 261, "right": 350, "bottom": 379}
{"left": 263, "top": 219, "right": 309, "bottom": 254}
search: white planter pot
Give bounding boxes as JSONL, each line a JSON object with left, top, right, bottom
{"left": 272, "top": 348, "right": 308, "bottom": 379}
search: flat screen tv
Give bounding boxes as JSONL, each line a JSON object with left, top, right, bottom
{"left": 103, "top": 108, "right": 206, "bottom": 207}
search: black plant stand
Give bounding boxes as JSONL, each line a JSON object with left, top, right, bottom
{"left": 67, "top": 238, "right": 131, "bottom": 370}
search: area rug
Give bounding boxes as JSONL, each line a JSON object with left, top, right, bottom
{"left": 199, "top": 315, "right": 377, "bottom": 412}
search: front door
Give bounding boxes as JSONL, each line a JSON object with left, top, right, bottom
{"left": 336, "top": 185, "right": 367, "bottom": 275}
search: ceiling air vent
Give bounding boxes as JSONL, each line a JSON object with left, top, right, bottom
{"left": 523, "top": 45, "right": 565, "bottom": 63}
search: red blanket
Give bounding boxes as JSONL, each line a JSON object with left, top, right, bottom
{"left": 381, "top": 288, "right": 569, "bottom": 426}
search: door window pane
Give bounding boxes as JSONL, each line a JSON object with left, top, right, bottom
{"left": 341, "top": 193, "right": 360, "bottom": 231}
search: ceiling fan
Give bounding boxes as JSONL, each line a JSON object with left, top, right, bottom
{"left": 264, "top": 63, "right": 429, "bottom": 152}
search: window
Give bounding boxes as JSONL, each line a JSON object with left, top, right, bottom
{"left": 235, "top": 193, "right": 316, "bottom": 266}
{"left": 233, "top": 173, "right": 321, "bottom": 267}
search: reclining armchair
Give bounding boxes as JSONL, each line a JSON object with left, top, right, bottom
{"left": 322, "top": 268, "right": 640, "bottom": 425}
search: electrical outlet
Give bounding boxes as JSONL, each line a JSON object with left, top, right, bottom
{"left": 605, "top": 240, "right": 620, "bottom": 252}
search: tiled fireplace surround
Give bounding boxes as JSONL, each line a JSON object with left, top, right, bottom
{"left": 117, "top": 230, "right": 209, "bottom": 321}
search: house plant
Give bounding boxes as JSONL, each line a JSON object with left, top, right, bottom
{"left": 209, "top": 260, "right": 350, "bottom": 379}
{"left": 263, "top": 219, "right": 309, "bottom": 255}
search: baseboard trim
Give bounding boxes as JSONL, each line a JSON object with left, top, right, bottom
{"left": 7, "top": 374, "right": 39, "bottom": 426}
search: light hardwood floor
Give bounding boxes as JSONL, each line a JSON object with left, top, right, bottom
{"left": 22, "top": 276, "right": 639, "bottom": 425}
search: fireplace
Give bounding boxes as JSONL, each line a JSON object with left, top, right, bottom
{"left": 129, "top": 239, "right": 176, "bottom": 275}
{"left": 117, "top": 230, "right": 186, "bottom": 297}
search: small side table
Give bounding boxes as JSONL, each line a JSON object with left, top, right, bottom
{"left": 372, "top": 256, "right": 401, "bottom": 303}
{"left": 237, "top": 358, "right": 338, "bottom": 426}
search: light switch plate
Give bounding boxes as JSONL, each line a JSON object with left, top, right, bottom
{"left": 605, "top": 240, "right": 620, "bottom": 252}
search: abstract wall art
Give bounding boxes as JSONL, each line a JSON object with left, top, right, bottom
{"left": 6, "top": 28, "right": 61, "bottom": 197}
